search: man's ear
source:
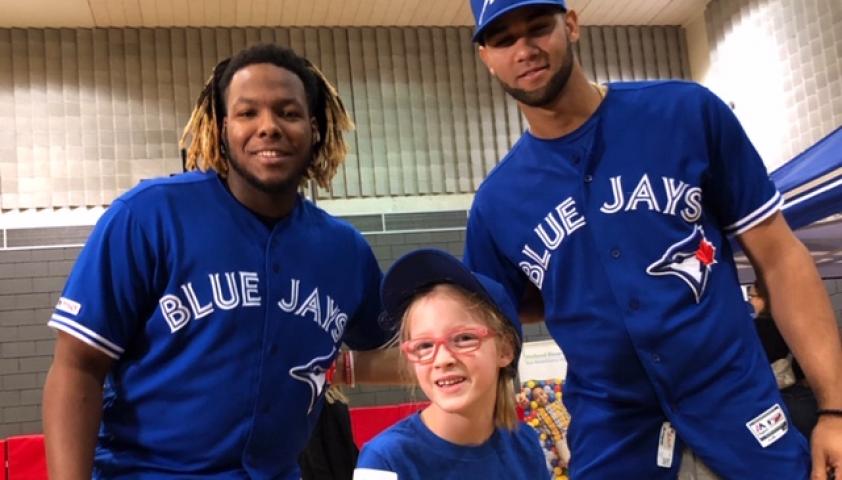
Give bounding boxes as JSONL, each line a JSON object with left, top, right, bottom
{"left": 563, "top": 10, "right": 580, "bottom": 43}
{"left": 220, "top": 119, "right": 229, "bottom": 156}
{"left": 311, "top": 118, "right": 320, "bottom": 145}
{"left": 478, "top": 46, "right": 495, "bottom": 77}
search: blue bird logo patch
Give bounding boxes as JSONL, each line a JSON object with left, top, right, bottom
{"left": 646, "top": 225, "right": 717, "bottom": 303}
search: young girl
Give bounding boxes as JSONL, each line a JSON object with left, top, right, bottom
{"left": 354, "top": 249, "right": 550, "bottom": 480}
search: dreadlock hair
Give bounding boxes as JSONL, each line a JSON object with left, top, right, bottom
{"left": 179, "top": 43, "right": 354, "bottom": 190}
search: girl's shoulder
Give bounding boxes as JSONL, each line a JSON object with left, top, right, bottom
{"left": 366, "top": 415, "right": 419, "bottom": 446}
{"left": 355, "top": 414, "right": 434, "bottom": 479}
{"left": 356, "top": 414, "right": 421, "bottom": 466}
{"left": 493, "top": 424, "right": 552, "bottom": 479}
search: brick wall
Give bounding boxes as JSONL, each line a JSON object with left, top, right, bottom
{"left": 0, "top": 247, "right": 80, "bottom": 437}
{"left": 0, "top": 211, "right": 479, "bottom": 434}
{"left": 3, "top": 216, "right": 842, "bottom": 433}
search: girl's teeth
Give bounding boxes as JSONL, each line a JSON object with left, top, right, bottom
{"left": 437, "top": 378, "right": 464, "bottom": 386}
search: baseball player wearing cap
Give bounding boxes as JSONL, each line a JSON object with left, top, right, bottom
{"left": 462, "top": 1, "right": 842, "bottom": 479}
{"left": 353, "top": 249, "right": 550, "bottom": 480}
{"left": 42, "top": 44, "right": 395, "bottom": 479}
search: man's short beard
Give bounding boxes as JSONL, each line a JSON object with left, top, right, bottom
{"left": 500, "top": 40, "right": 575, "bottom": 107}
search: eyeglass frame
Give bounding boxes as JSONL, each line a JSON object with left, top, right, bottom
{"left": 400, "top": 326, "right": 496, "bottom": 364}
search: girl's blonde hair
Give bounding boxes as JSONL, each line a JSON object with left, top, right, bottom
{"left": 399, "top": 284, "right": 520, "bottom": 430}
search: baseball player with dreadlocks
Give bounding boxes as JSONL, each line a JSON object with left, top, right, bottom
{"left": 42, "top": 43, "right": 394, "bottom": 479}
{"left": 461, "top": 0, "right": 842, "bottom": 479}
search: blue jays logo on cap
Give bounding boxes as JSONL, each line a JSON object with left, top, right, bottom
{"left": 470, "top": 0, "right": 567, "bottom": 42}
{"left": 646, "top": 225, "right": 718, "bottom": 303}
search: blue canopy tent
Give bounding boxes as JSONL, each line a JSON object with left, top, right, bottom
{"left": 735, "top": 126, "right": 842, "bottom": 280}
{"left": 773, "top": 125, "right": 842, "bottom": 231}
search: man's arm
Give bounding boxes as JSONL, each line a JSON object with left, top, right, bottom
{"left": 738, "top": 211, "right": 842, "bottom": 479}
{"left": 42, "top": 332, "right": 113, "bottom": 480}
{"left": 339, "top": 348, "right": 408, "bottom": 385}
{"left": 518, "top": 283, "right": 545, "bottom": 325}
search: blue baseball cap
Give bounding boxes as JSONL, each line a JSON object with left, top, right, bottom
{"left": 470, "top": 0, "right": 567, "bottom": 42}
{"left": 381, "top": 249, "right": 523, "bottom": 347}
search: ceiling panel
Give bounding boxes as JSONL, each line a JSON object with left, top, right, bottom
{"left": 1, "top": 0, "right": 94, "bottom": 28}
{"left": 602, "top": 1, "right": 644, "bottom": 25}
{"left": 0, "top": 0, "right": 709, "bottom": 28}
{"left": 265, "top": 0, "right": 282, "bottom": 27}
{"left": 310, "top": 0, "right": 332, "bottom": 27}
{"left": 653, "top": 0, "right": 708, "bottom": 24}
{"left": 637, "top": 0, "right": 673, "bottom": 24}
{"left": 170, "top": 0, "right": 189, "bottom": 26}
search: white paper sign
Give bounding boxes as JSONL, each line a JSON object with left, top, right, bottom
{"left": 518, "top": 339, "right": 567, "bottom": 381}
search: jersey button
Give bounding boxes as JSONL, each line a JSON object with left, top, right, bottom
{"left": 584, "top": 174, "right": 593, "bottom": 183}
{"left": 628, "top": 298, "right": 640, "bottom": 310}
{"left": 272, "top": 263, "right": 280, "bottom": 273}
{"left": 269, "top": 345, "right": 278, "bottom": 355}
{"left": 610, "top": 248, "right": 621, "bottom": 259}
{"left": 651, "top": 353, "right": 661, "bottom": 363}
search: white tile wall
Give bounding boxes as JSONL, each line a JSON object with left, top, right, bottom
{"left": 705, "top": 0, "right": 842, "bottom": 172}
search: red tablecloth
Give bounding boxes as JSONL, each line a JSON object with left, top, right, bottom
{"left": 349, "top": 402, "right": 428, "bottom": 448}
{"left": 0, "top": 438, "right": 6, "bottom": 480}
{"left": 1, "top": 403, "right": 431, "bottom": 476}
{"left": 6, "top": 434, "right": 47, "bottom": 480}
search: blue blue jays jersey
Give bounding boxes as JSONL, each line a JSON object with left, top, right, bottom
{"left": 49, "top": 171, "right": 393, "bottom": 479}
{"left": 464, "top": 81, "right": 809, "bottom": 478}
{"left": 354, "top": 413, "right": 550, "bottom": 480}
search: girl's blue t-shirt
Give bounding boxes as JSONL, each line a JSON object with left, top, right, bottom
{"left": 354, "top": 412, "right": 550, "bottom": 480}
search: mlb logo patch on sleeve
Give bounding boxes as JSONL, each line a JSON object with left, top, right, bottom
{"left": 56, "top": 297, "right": 82, "bottom": 316}
{"left": 746, "top": 403, "right": 788, "bottom": 448}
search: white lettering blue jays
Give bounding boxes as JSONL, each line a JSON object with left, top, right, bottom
{"left": 159, "top": 271, "right": 261, "bottom": 333}
{"left": 517, "top": 175, "right": 704, "bottom": 290}
{"left": 158, "top": 274, "right": 348, "bottom": 341}
{"left": 519, "top": 197, "right": 586, "bottom": 290}
{"left": 600, "top": 175, "right": 703, "bottom": 222}
{"left": 278, "top": 279, "right": 348, "bottom": 342}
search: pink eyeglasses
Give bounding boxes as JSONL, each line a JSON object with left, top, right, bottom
{"left": 400, "top": 327, "right": 496, "bottom": 364}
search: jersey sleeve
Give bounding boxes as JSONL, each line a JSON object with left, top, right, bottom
{"left": 354, "top": 442, "right": 398, "bottom": 479}
{"left": 342, "top": 236, "right": 397, "bottom": 351}
{"left": 518, "top": 424, "right": 553, "bottom": 480}
{"left": 463, "top": 203, "right": 528, "bottom": 306}
{"left": 48, "top": 200, "right": 157, "bottom": 359}
{"left": 701, "top": 87, "right": 782, "bottom": 237}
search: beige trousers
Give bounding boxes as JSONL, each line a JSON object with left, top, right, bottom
{"left": 677, "top": 448, "right": 720, "bottom": 480}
